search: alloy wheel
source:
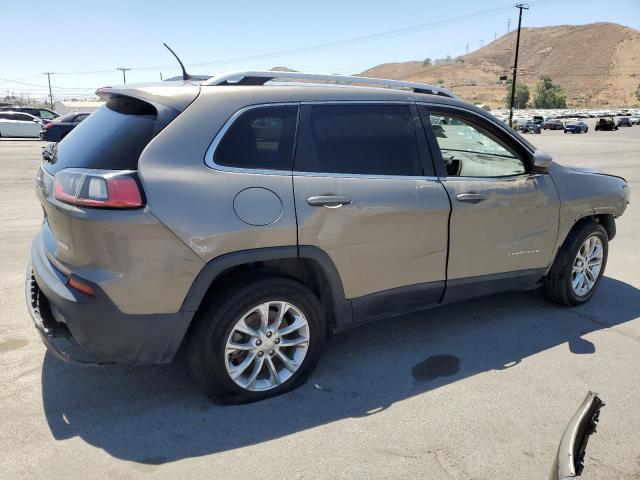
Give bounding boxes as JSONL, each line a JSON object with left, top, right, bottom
{"left": 224, "top": 301, "right": 310, "bottom": 392}
{"left": 571, "top": 235, "right": 604, "bottom": 296}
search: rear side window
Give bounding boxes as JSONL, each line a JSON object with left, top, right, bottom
{"left": 213, "top": 105, "right": 298, "bottom": 171}
{"left": 295, "top": 104, "right": 422, "bottom": 176}
{"left": 43, "top": 96, "right": 159, "bottom": 175}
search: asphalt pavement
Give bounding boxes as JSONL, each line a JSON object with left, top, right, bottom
{"left": 1, "top": 123, "right": 639, "bottom": 479}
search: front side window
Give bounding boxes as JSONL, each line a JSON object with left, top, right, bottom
{"left": 40, "top": 110, "right": 56, "bottom": 120}
{"left": 296, "top": 104, "right": 422, "bottom": 176}
{"left": 214, "top": 105, "right": 298, "bottom": 171}
{"left": 427, "top": 110, "right": 526, "bottom": 177}
{"left": 15, "top": 114, "right": 33, "bottom": 122}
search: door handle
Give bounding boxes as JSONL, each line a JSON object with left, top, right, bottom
{"left": 456, "top": 192, "right": 486, "bottom": 204}
{"left": 306, "top": 195, "right": 352, "bottom": 208}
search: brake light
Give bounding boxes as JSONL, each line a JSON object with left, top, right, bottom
{"left": 45, "top": 123, "right": 54, "bottom": 129}
{"left": 53, "top": 169, "right": 144, "bottom": 209}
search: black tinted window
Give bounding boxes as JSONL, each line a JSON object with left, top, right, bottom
{"left": 296, "top": 104, "right": 422, "bottom": 176}
{"left": 15, "top": 114, "right": 33, "bottom": 121}
{"left": 214, "top": 105, "right": 298, "bottom": 171}
{"left": 43, "top": 96, "right": 159, "bottom": 175}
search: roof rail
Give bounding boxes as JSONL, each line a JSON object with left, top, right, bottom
{"left": 202, "top": 70, "right": 457, "bottom": 98}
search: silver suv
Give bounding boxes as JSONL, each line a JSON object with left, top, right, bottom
{"left": 27, "top": 71, "right": 630, "bottom": 403}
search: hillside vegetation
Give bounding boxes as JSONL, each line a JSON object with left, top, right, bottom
{"left": 357, "top": 23, "right": 640, "bottom": 107}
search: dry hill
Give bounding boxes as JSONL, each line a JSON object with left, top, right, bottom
{"left": 358, "top": 23, "right": 640, "bottom": 107}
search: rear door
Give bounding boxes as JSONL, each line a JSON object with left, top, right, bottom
{"left": 15, "top": 113, "right": 40, "bottom": 137}
{"left": 418, "top": 104, "right": 560, "bottom": 299}
{"left": 293, "top": 102, "right": 450, "bottom": 321}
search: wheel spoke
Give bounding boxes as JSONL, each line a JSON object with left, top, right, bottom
{"left": 265, "top": 356, "right": 281, "bottom": 386}
{"left": 226, "top": 341, "right": 254, "bottom": 353}
{"left": 257, "top": 303, "right": 270, "bottom": 333}
{"left": 278, "top": 317, "right": 305, "bottom": 336}
{"left": 275, "top": 350, "right": 298, "bottom": 372}
{"left": 279, "top": 336, "right": 309, "bottom": 348}
{"left": 229, "top": 351, "right": 257, "bottom": 380}
{"left": 245, "top": 355, "right": 265, "bottom": 389}
{"left": 235, "top": 319, "right": 260, "bottom": 338}
{"left": 273, "top": 302, "right": 288, "bottom": 332}
{"left": 572, "top": 272, "right": 583, "bottom": 291}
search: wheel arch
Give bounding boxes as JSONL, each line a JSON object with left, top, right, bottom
{"left": 180, "top": 246, "right": 351, "bottom": 337}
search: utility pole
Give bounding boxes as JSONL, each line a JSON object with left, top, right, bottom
{"left": 507, "top": 18, "right": 511, "bottom": 33}
{"left": 43, "top": 72, "right": 54, "bottom": 109}
{"left": 508, "top": 4, "right": 529, "bottom": 128}
{"left": 160, "top": 72, "right": 163, "bottom": 81}
{"left": 117, "top": 67, "right": 131, "bottom": 83}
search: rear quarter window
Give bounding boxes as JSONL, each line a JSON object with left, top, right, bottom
{"left": 212, "top": 105, "right": 299, "bottom": 171}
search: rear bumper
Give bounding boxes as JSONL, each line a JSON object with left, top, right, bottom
{"left": 27, "top": 230, "right": 193, "bottom": 365}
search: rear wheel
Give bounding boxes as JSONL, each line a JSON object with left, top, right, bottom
{"left": 543, "top": 222, "right": 608, "bottom": 306}
{"left": 187, "top": 276, "right": 326, "bottom": 404}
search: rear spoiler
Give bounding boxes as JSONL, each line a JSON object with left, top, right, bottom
{"left": 94, "top": 81, "right": 200, "bottom": 112}
{"left": 550, "top": 391, "right": 604, "bottom": 479}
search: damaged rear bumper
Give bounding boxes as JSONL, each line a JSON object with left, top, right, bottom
{"left": 26, "top": 230, "right": 194, "bottom": 365}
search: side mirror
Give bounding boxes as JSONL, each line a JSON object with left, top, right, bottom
{"left": 532, "top": 150, "right": 553, "bottom": 174}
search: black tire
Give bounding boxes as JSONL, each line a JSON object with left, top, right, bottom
{"left": 543, "top": 221, "right": 608, "bottom": 306}
{"left": 187, "top": 276, "right": 326, "bottom": 404}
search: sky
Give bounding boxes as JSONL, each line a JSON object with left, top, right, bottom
{"left": 2, "top": 0, "right": 639, "bottom": 100}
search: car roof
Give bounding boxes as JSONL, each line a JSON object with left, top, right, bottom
{"left": 0, "top": 110, "right": 38, "bottom": 118}
{"left": 103, "top": 80, "right": 487, "bottom": 117}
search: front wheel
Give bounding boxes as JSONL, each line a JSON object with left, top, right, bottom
{"left": 543, "top": 222, "right": 608, "bottom": 306}
{"left": 187, "top": 276, "right": 326, "bottom": 404}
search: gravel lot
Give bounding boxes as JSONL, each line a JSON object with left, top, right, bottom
{"left": 1, "top": 122, "right": 639, "bottom": 479}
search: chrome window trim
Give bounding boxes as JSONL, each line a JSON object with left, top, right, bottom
{"left": 291, "top": 171, "right": 440, "bottom": 181}
{"left": 205, "top": 100, "right": 436, "bottom": 180}
{"left": 204, "top": 102, "right": 300, "bottom": 175}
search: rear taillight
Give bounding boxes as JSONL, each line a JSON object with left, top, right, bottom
{"left": 45, "top": 123, "right": 54, "bottom": 129}
{"left": 53, "top": 168, "right": 144, "bottom": 209}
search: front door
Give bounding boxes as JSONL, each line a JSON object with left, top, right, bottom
{"left": 293, "top": 102, "right": 451, "bottom": 321}
{"left": 418, "top": 105, "right": 560, "bottom": 293}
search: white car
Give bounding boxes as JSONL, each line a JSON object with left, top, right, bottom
{"left": 0, "top": 111, "right": 42, "bottom": 138}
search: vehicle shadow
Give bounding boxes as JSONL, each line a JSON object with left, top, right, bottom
{"left": 41, "top": 276, "right": 640, "bottom": 464}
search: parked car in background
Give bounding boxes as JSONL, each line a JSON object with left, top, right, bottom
{"left": 595, "top": 117, "right": 618, "bottom": 131}
{"left": 542, "top": 119, "right": 564, "bottom": 130}
{"left": 518, "top": 120, "right": 541, "bottom": 134}
{"left": 0, "top": 106, "right": 59, "bottom": 123}
{"left": 617, "top": 117, "right": 632, "bottom": 128}
{"left": 40, "top": 112, "right": 91, "bottom": 142}
{"left": 629, "top": 116, "right": 640, "bottom": 125}
{"left": 0, "top": 111, "right": 42, "bottom": 138}
{"left": 563, "top": 120, "right": 588, "bottom": 134}
{"left": 532, "top": 115, "right": 545, "bottom": 125}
